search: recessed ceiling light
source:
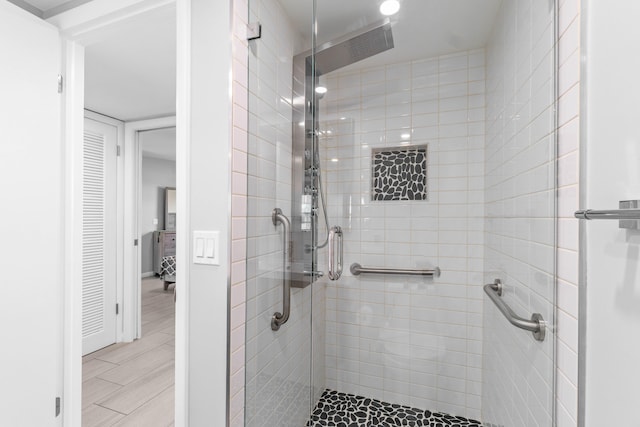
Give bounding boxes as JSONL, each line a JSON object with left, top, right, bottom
{"left": 380, "top": 0, "right": 400, "bottom": 16}
{"left": 401, "top": 133, "right": 411, "bottom": 140}
{"left": 315, "top": 86, "right": 328, "bottom": 94}
{"left": 331, "top": 158, "right": 339, "bottom": 162}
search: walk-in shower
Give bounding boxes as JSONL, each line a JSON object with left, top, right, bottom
{"left": 244, "top": 1, "right": 558, "bottom": 426}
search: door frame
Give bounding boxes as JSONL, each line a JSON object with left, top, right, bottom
{"left": 124, "top": 116, "right": 177, "bottom": 341}
{"left": 50, "top": 1, "right": 187, "bottom": 425}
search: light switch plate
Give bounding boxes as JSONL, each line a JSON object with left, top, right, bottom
{"left": 193, "top": 231, "right": 220, "bottom": 265}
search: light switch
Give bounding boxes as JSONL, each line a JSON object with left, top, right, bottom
{"left": 193, "top": 231, "right": 220, "bottom": 265}
{"left": 195, "top": 238, "right": 205, "bottom": 257}
{"left": 205, "top": 239, "right": 215, "bottom": 258}
{"left": 153, "top": 218, "right": 158, "bottom": 225}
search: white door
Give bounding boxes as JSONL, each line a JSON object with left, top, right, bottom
{"left": 82, "top": 117, "right": 118, "bottom": 355}
{"left": 0, "top": 2, "right": 63, "bottom": 425}
{"left": 582, "top": 2, "right": 640, "bottom": 424}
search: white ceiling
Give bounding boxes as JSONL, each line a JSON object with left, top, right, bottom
{"left": 141, "top": 127, "right": 176, "bottom": 161}
{"left": 81, "top": 4, "right": 176, "bottom": 121}
{"left": 280, "top": 0, "right": 503, "bottom": 71}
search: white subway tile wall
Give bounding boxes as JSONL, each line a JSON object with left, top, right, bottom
{"left": 318, "top": 49, "right": 486, "bottom": 421}
{"left": 482, "top": 1, "right": 557, "bottom": 426}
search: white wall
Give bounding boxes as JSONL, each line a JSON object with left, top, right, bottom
{"left": 319, "top": 49, "right": 485, "bottom": 420}
{"left": 175, "top": 0, "right": 231, "bottom": 424}
{"left": 580, "top": 1, "right": 640, "bottom": 425}
{"left": 141, "top": 156, "right": 176, "bottom": 274}
{"left": 482, "top": 2, "right": 556, "bottom": 426}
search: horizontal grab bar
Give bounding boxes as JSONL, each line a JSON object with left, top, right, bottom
{"left": 574, "top": 209, "right": 640, "bottom": 220}
{"left": 484, "top": 279, "right": 545, "bottom": 342}
{"left": 350, "top": 263, "right": 441, "bottom": 277}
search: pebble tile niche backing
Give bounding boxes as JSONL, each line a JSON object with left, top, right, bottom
{"left": 371, "top": 146, "right": 428, "bottom": 201}
{"left": 307, "top": 389, "right": 483, "bottom": 427}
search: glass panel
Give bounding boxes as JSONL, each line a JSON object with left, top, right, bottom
{"left": 244, "top": 1, "right": 315, "bottom": 426}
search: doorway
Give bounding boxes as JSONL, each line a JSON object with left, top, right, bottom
{"left": 2, "top": 0, "right": 231, "bottom": 424}
{"left": 77, "top": 4, "right": 177, "bottom": 426}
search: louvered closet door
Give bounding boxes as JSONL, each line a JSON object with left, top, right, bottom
{"left": 82, "top": 117, "right": 118, "bottom": 355}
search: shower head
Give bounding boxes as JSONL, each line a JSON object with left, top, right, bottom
{"left": 314, "top": 20, "right": 394, "bottom": 76}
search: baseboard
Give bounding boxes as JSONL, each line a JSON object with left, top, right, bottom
{"left": 141, "top": 271, "right": 156, "bottom": 278}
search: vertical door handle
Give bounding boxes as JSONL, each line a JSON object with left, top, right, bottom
{"left": 328, "top": 226, "right": 343, "bottom": 280}
{"left": 271, "top": 208, "right": 291, "bottom": 331}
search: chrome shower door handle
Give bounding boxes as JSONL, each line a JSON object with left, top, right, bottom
{"left": 271, "top": 208, "right": 291, "bottom": 331}
{"left": 328, "top": 226, "right": 343, "bottom": 280}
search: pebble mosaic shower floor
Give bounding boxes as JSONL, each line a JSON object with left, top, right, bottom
{"left": 307, "top": 389, "right": 482, "bottom": 427}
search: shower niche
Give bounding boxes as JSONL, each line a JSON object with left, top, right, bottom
{"left": 371, "top": 145, "right": 428, "bottom": 201}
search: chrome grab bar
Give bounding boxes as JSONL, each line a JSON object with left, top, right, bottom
{"left": 574, "top": 200, "right": 640, "bottom": 229}
{"left": 484, "top": 279, "right": 545, "bottom": 342}
{"left": 271, "top": 208, "right": 291, "bottom": 331}
{"left": 574, "top": 209, "right": 640, "bottom": 220}
{"left": 328, "top": 226, "right": 343, "bottom": 280}
{"left": 350, "top": 263, "right": 441, "bottom": 277}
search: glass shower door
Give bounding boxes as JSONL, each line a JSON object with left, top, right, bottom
{"left": 244, "top": 1, "right": 558, "bottom": 426}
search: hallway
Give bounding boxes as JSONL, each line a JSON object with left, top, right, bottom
{"left": 81, "top": 277, "right": 175, "bottom": 426}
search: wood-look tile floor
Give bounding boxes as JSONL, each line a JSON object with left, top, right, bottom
{"left": 82, "top": 277, "right": 175, "bottom": 427}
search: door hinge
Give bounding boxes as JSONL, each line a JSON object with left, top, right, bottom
{"left": 116, "top": 303, "right": 119, "bottom": 315}
{"left": 116, "top": 145, "right": 121, "bottom": 156}
{"left": 55, "top": 396, "right": 61, "bottom": 417}
{"left": 57, "top": 75, "right": 63, "bottom": 93}
{"left": 247, "top": 22, "right": 262, "bottom": 40}
{"left": 134, "top": 239, "right": 139, "bottom": 246}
